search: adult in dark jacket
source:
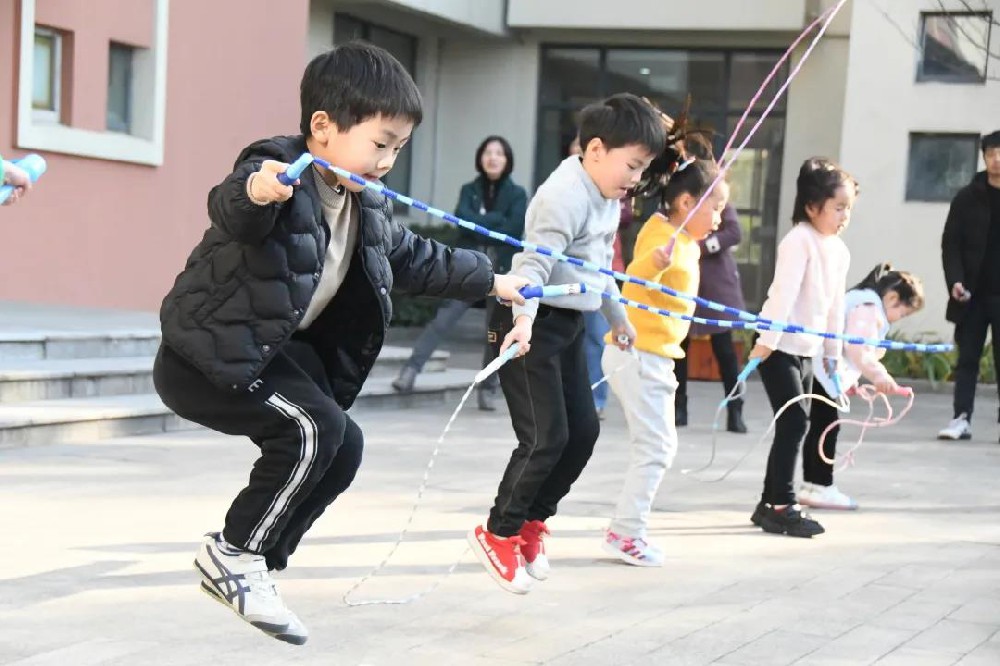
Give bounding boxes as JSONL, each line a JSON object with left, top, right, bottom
{"left": 938, "top": 130, "right": 1000, "bottom": 442}
{"left": 675, "top": 203, "right": 748, "bottom": 433}
{"left": 393, "top": 135, "right": 528, "bottom": 411}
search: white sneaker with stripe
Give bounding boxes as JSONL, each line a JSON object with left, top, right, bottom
{"left": 194, "top": 533, "right": 308, "bottom": 645}
{"left": 602, "top": 529, "right": 665, "bottom": 567}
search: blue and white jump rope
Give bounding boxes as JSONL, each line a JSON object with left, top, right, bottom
{"left": 278, "top": 154, "right": 951, "bottom": 355}
{"left": 276, "top": 158, "right": 943, "bottom": 604}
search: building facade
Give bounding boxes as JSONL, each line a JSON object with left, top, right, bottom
{"left": 3, "top": 0, "right": 999, "bottom": 339}
{"left": 0, "top": 0, "right": 309, "bottom": 310}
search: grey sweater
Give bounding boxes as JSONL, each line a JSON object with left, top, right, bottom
{"left": 511, "top": 156, "right": 628, "bottom": 326}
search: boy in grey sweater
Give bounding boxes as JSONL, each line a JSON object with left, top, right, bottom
{"left": 468, "top": 93, "right": 667, "bottom": 594}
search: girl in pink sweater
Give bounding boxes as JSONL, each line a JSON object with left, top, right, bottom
{"left": 799, "top": 263, "right": 925, "bottom": 510}
{"left": 748, "top": 158, "right": 858, "bottom": 538}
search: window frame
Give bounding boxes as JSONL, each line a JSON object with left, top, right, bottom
{"left": 16, "top": 0, "right": 170, "bottom": 166}
{"left": 905, "top": 132, "right": 982, "bottom": 203}
{"left": 916, "top": 11, "right": 993, "bottom": 84}
{"left": 31, "top": 26, "right": 62, "bottom": 124}
{"left": 106, "top": 41, "right": 135, "bottom": 134}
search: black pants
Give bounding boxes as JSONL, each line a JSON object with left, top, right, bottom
{"left": 953, "top": 296, "right": 1000, "bottom": 420}
{"left": 153, "top": 340, "right": 364, "bottom": 571}
{"left": 758, "top": 350, "right": 813, "bottom": 505}
{"left": 801, "top": 381, "right": 839, "bottom": 487}
{"left": 676, "top": 331, "right": 741, "bottom": 400}
{"left": 487, "top": 306, "right": 600, "bottom": 537}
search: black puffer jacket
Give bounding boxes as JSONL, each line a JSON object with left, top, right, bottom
{"left": 160, "top": 135, "right": 493, "bottom": 406}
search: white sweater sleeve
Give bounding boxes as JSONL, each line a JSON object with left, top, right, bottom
{"left": 756, "top": 229, "right": 809, "bottom": 350}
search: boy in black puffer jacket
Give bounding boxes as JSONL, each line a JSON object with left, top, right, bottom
{"left": 153, "top": 42, "right": 528, "bottom": 645}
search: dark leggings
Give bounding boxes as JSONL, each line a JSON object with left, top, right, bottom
{"left": 802, "top": 381, "right": 840, "bottom": 487}
{"left": 757, "top": 350, "right": 813, "bottom": 505}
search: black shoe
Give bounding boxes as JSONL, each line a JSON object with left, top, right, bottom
{"left": 676, "top": 395, "right": 688, "bottom": 427}
{"left": 758, "top": 503, "right": 825, "bottom": 538}
{"left": 750, "top": 500, "right": 766, "bottom": 526}
{"left": 727, "top": 400, "right": 748, "bottom": 434}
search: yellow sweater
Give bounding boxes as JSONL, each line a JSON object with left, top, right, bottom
{"left": 608, "top": 213, "right": 701, "bottom": 359}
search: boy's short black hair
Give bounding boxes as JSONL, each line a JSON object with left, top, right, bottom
{"left": 475, "top": 135, "right": 514, "bottom": 180}
{"left": 577, "top": 93, "right": 666, "bottom": 156}
{"left": 299, "top": 41, "right": 423, "bottom": 135}
{"left": 982, "top": 130, "right": 1000, "bottom": 154}
{"left": 792, "top": 157, "right": 859, "bottom": 223}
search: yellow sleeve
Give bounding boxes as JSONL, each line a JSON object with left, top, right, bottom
{"left": 629, "top": 247, "right": 667, "bottom": 283}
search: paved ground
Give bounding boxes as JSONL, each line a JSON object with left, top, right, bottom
{"left": 2, "top": 342, "right": 1000, "bottom": 665}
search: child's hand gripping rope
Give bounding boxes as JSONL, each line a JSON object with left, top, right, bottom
{"left": 0, "top": 154, "right": 46, "bottom": 205}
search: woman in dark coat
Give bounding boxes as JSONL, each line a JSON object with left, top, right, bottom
{"left": 393, "top": 135, "right": 528, "bottom": 411}
{"left": 674, "top": 203, "right": 748, "bottom": 433}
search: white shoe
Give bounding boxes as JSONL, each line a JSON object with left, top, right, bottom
{"left": 938, "top": 414, "right": 972, "bottom": 440}
{"left": 194, "top": 533, "right": 309, "bottom": 645}
{"left": 798, "top": 484, "right": 858, "bottom": 510}
{"left": 602, "top": 530, "right": 664, "bottom": 567}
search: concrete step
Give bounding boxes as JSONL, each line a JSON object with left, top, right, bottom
{"left": 0, "top": 368, "right": 481, "bottom": 448}
{"left": 0, "top": 356, "right": 156, "bottom": 402}
{"left": 0, "top": 346, "right": 449, "bottom": 403}
{"left": 0, "top": 330, "right": 162, "bottom": 360}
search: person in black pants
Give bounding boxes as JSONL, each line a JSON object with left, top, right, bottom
{"left": 748, "top": 158, "right": 856, "bottom": 538}
{"left": 152, "top": 43, "right": 528, "bottom": 644}
{"left": 939, "top": 130, "right": 1000, "bottom": 442}
{"left": 467, "top": 94, "right": 664, "bottom": 594}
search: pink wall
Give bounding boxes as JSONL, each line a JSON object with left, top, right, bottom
{"left": 0, "top": 0, "right": 310, "bottom": 311}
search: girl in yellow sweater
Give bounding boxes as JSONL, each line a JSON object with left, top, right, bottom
{"left": 602, "top": 159, "right": 729, "bottom": 566}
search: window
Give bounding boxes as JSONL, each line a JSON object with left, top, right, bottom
{"left": 333, "top": 14, "right": 418, "bottom": 209}
{"left": 32, "top": 27, "right": 61, "bottom": 123}
{"left": 17, "top": 0, "right": 169, "bottom": 165}
{"left": 107, "top": 43, "right": 134, "bottom": 133}
{"left": 535, "top": 47, "right": 788, "bottom": 310}
{"left": 906, "top": 133, "right": 980, "bottom": 202}
{"left": 606, "top": 50, "right": 726, "bottom": 114}
{"left": 918, "top": 12, "right": 992, "bottom": 83}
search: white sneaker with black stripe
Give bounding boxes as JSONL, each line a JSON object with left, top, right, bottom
{"left": 194, "top": 532, "right": 308, "bottom": 645}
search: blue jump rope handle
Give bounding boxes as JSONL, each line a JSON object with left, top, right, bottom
{"left": 0, "top": 154, "right": 47, "bottom": 204}
{"left": 736, "top": 357, "right": 763, "bottom": 384}
{"left": 474, "top": 342, "right": 522, "bottom": 383}
{"left": 518, "top": 283, "right": 587, "bottom": 300}
{"left": 276, "top": 154, "right": 316, "bottom": 186}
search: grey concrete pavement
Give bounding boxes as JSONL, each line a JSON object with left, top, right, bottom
{"left": 1, "top": 377, "right": 999, "bottom": 665}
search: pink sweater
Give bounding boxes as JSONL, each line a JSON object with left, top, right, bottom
{"left": 757, "top": 223, "right": 850, "bottom": 359}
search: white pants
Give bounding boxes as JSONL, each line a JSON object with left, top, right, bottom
{"left": 603, "top": 345, "right": 678, "bottom": 538}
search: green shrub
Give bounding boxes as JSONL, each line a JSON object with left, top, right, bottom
{"left": 881, "top": 331, "right": 994, "bottom": 387}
